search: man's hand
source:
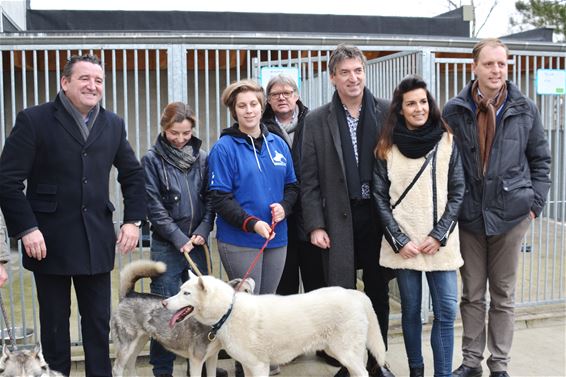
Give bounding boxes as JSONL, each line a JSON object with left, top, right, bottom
{"left": 0, "top": 264, "right": 8, "bottom": 287}
{"left": 22, "top": 229, "right": 47, "bottom": 260}
{"left": 116, "top": 223, "right": 140, "bottom": 254}
{"left": 310, "top": 228, "right": 330, "bottom": 249}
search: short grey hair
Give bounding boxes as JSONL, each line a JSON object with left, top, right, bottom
{"left": 265, "top": 74, "right": 299, "bottom": 96}
{"left": 328, "top": 44, "right": 367, "bottom": 75}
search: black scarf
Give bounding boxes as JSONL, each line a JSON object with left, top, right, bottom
{"left": 392, "top": 118, "right": 444, "bottom": 159}
{"left": 334, "top": 88, "right": 378, "bottom": 200}
{"left": 156, "top": 134, "right": 197, "bottom": 172}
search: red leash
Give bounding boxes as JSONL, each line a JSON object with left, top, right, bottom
{"left": 236, "top": 218, "right": 278, "bottom": 292}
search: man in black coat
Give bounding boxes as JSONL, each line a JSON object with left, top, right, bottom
{"left": 0, "top": 55, "right": 146, "bottom": 376}
{"left": 301, "top": 44, "right": 394, "bottom": 377}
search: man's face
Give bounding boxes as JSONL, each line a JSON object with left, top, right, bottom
{"left": 472, "top": 45, "right": 508, "bottom": 98}
{"left": 60, "top": 61, "right": 104, "bottom": 116}
{"left": 330, "top": 57, "right": 366, "bottom": 102}
{"left": 267, "top": 83, "right": 298, "bottom": 117}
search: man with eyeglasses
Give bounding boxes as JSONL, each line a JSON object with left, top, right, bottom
{"left": 262, "top": 74, "right": 325, "bottom": 298}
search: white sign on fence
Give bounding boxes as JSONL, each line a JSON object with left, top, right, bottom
{"left": 260, "top": 66, "right": 301, "bottom": 91}
{"left": 536, "top": 69, "right": 566, "bottom": 95}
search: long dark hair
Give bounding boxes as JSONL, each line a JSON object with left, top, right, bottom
{"left": 374, "top": 75, "right": 451, "bottom": 160}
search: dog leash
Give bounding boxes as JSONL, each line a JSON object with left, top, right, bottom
{"left": 235, "top": 218, "right": 278, "bottom": 292}
{"left": 183, "top": 241, "right": 212, "bottom": 277}
{"left": 0, "top": 290, "right": 16, "bottom": 350}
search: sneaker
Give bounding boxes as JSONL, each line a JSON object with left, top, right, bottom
{"left": 490, "top": 372, "right": 510, "bottom": 377}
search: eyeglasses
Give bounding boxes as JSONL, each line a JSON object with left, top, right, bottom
{"left": 268, "top": 91, "right": 294, "bottom": 100}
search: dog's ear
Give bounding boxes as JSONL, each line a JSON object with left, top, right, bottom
{"left": 197, "top": 276, "right": 207, "bottom": 292}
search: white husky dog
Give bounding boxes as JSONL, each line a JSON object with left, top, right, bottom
{"left": 163, "top": 271, "right": 386, "bottom": 377}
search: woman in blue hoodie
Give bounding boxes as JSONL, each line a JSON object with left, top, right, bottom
{"left": 208, "top": 79, "right": 298, "bottom": 296}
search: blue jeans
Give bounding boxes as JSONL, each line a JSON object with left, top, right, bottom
{"left": 396, "top": 269, "right": 458, "bottom": 377}
{"left": 149, "top": 238, "right": 206, "bottom": 376}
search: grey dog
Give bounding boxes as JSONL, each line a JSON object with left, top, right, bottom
{"left": 111, "top": 259, "right": 254, "bottom": 377}
{"left": 0, "top": 344, "right": 64, "bottom": 377}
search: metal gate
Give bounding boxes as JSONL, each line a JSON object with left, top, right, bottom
{"left": 0, "top": 36, "right": 564, "bottom": 348}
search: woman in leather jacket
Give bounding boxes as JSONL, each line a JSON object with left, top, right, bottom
{"left": 371, "top": 76, "right": 465, "bottom": 377}
{"left": 142, "top": 102, "right": 216, "bottom": 377}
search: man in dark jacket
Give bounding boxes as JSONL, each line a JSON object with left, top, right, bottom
{"left": 262, "top": 74, "right": 325, "bottom": 296}
{"left": 443, "top": 39, "right": 551, "bottom": 377}
{"left": 0, "top": 55, "right": 146, "bottom": 376}
{"left": 301, "top": 44, "right": 394, "bottom": 377}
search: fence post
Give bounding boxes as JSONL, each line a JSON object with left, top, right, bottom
{"left": 168, "top": 45, "right": 187, "bottom": 103}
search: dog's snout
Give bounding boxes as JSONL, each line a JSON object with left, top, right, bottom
{"left": 161, "top": 300, "right": 167, "bottom": 308}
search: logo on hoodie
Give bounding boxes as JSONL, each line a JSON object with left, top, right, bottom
{"left": 271, "top": 151, "right": 287, "bottom": 167}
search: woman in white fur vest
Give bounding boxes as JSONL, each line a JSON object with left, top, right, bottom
{"left": 371, "top": 75, "right": 465, "bottom": 377}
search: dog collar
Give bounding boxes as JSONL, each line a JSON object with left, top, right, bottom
{"left": 208, "top": 295, "right": 235, "bottom": 341}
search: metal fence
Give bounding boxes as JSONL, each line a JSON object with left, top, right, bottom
{"left": 0, "top": 33, "right": 564, "bottom": 347}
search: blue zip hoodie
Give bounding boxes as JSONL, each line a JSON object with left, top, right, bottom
{"left": 208, "top": 124, "right": 296, "bottom": 248}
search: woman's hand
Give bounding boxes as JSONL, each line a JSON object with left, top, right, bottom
{"left": 419, "top": 236, "right": 441, "bottom": 255}
{"left": 180, "top": 235, "right": 206, "bottom": 253}
{"left": 399, "top": 241, "right": 420, "bottom": 259}
{"left": 270, "top": 203, "right": 285, "bottom": 223}
{"left": 254, "top": 220, "right": 275, "bottom": 240}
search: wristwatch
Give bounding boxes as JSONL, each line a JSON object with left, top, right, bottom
{"left": 125, "top": 220, "right": 142, "bottom": 227}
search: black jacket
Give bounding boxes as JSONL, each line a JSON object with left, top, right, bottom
{"left": 442, "top": 81, "right": 551, "bottom": 235}
{"left": 142, "top": 135, "right": 214, "bottom": 250}
{"left": 0, "top": 96, "right": 146, "bottom": 275}
{"left": 372, "top": 138, "right": 465, "bottom": 252}
{"left": 262, "top": 100, "right": 309, "bottom": 240}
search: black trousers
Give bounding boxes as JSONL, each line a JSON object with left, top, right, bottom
{"left": 351, "top": 199, "right": 391, "bottom": 348}
{"left": 34, "top": 272, "right": 112, "bottom": 377}
{"left": 276, "top": 220, "right": 326, "bottom": 295}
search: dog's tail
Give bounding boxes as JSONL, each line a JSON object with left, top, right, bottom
{"left": 364, "top": 294, "right": 386, "bottom": 367}
{"left": 119, "top": 260, "right": 166, "bottom": 300}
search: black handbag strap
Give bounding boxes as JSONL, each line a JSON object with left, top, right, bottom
{"left": 391, "top": 145, "right": 438, "bottom": 210}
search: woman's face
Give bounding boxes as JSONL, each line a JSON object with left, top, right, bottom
{"left": 234, "top": 91, "right": 262, "bottom": 135}
{"left": 164, "top": 119, "right": 193, "bottom": 149}
{"left": 400, "top": 88, "right": 429, "bottom": 130}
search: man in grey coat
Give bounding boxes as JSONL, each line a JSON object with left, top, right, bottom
{"left": 301, "top": 44, "right": 394, "bottom": 377}
{"left": 443, "top": 39, "right": 551, "bottom": 377}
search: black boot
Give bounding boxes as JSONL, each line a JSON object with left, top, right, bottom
{"left": 409, "top": 366, "right": 424, "bottom": 377}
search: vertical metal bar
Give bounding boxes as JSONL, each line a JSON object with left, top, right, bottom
{"left": 215, "top": 49, "right": 221, "bottom": 146}
{"left": 0, "top": 49, "right": 4, "bottom": 144}
{"left": 194, "top": 48, "right": 200, "bottom": 134}
{"left": 44, "top": 50, "right": 49, "bottom": 104}
{"left": 145, "top": 49, "right": 151, "bottom": 152}
{"left": 204, "top": 49, "right": 210, "bottom": 149}
{"left": 133, "top": 49, "right": 140, "bottom": 157}
{"left": 155, "top": 49, "right": 161, "bottom": 136}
